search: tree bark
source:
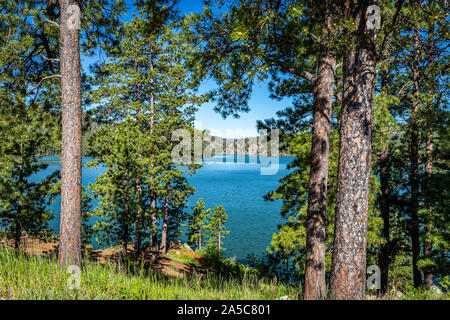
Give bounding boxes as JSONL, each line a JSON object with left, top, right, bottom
{"left": 304, "top": 50, "right": 336, "bottom": 300}
{"left": 218, "top": 226, "right": 221, "bottom": 252}
{"left": 58, "top": 0, "right": 82, "bottom": 269}
{"left": 148, "top": 49, "right": 158, "bottom": 261}
{"left": 328, "top": 1, "right": 377, "bottom": 300}
{"left": 409, "top": 31, "right": 421, "bottom": 288}
{"left": 198, "top": 227, "right": 202, "bottom": 250}
{"left": 303, "top": 0, "right": 337, "bottom": 299}
{"left": 160, "top": 183, "right": 170, "bottom": 255}
{"left": 15, "top": 151, "right": 24, "bottom": 253}
{"left": 123, "top": 165, "right": 130, "bottom": 256}
{"left": 134, "top": 180, "right": 143, "bottom": 257}
{"left": 424, "top": 132, "right": 433, "bottom": 290}
{"left": 377, "top": 72, "right": 391, "bottom": 296}
{"left": 377, "top": 144, "right": 390, "bottom": 295}
{"left": 134, "top": 65, "right": 143, "bottom": 258}
{"left": 150, "top": 196, "right": 158, "bottom": 262}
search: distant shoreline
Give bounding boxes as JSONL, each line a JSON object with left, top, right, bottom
{"left": 211, "top": 153, "right": 294, "bottom": 158}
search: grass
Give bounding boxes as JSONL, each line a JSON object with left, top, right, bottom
{"left": 0, "top": 248, "right": 301, "bottom": 300}
{"left": 1, "top": 246, "right": 448, "bottom": 300}
{"left": 166, "top": 252, "right": 202, "bottom": 267}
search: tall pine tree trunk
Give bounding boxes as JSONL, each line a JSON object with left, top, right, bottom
{"left": 148, "top": 49, "right": 158, "bottom": 262}
{"left": 134, "top": 180, "right": 143, "bottom": 257}
{"left": 304, "top": 50, "right": 336, "bottom": 300}
{"left": 160, "top": 135, "right": 173, "bottom": 255}
{"left": 304, "top": 0, "right": 336, "bottom": 299}
{"left": 15, "top": 151, "right": 24, "bottom": 252}
{"left": 134, "top": 59, "right": 143, "bottom": 258}
{"left": 218, "top": 226, "right": 221, "bottom": 252}
{"left": 423, "top": 26, "right": 435, "bottom": 291}
{"left": 150, "top": 196, "right": 158, "bottom": 262}
{"left": 123, "top": 164, "right": 130, "bottom": 256}
{"left": 378, "top": 144, "right": 390, "bottom": 295}
{"left": 160, "top": 183, "right": 170, "bottom": 255}
{"left": 423, "top": 131, "right": 433, "bottom": 290}
{"left": 328, "top": 1, "right": 376, "bottom": 300}
{"left": 377, "top": 74, "right": 391, "bottom": 296}
{"left": 59, "top": 0, "right": 82, "bottom": 269}
{"left": 410, "top": 31, "right": 421, "bottom": 288}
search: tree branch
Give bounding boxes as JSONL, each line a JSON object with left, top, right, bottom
{"left": 42, "top": 56, "right": 60, "bottom": 62}
{"left": 27, "top": 74, "right": 60, "bottom": 94}
{"left": 45, "top": 19, "right": 59, "bottom": 28}
{"left": 286, "top": 67, "right": 317, "bottom": 84}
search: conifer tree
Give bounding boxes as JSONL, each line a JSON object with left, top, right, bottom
{"left": 89, "top": 9, "right": 204, "bottom": 258}
{"left": 187, "top": 198, "right": 212, "bottom": 251}
{"left": 0, "top": 100, "right": 59, "bottom": 251}
{"left": 205, "top": 205, "right": 230, "bottom": 252}
{"left": 0, "top": 0, "right": 61, "bottom": 252}
{"left": 87, "top": 119, "right": 141, "bottom": 255}
{"left": 186, "top": 0, "right": 341, "bottom": 298}
{"left": 0, "top": 0, "right": 125, "bottom": 268}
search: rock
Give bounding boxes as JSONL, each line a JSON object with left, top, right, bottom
{"left": 182, "top": 243, "right": 193, "bottom": 252}
{"left": 279, "top": 296, "right": 290, "bottom": 300}
{"left": 169, "top": 240, "right": 182, "bottom": 250}
{"left": 430, "top": 285, "right": 442, "bottom": 295}
{"left": 390, "top": 286, "right": 403, "bottom": 299}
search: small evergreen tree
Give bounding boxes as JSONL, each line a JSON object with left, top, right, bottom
{"left": 88, "top": 9, "right": 205, "bottom": 257}
{"left": 206, "top": 205, "right": 230, "bottom": 252}
{"left": 87, "top": 119, "right": 141, "bottom": 255}
{"left": 0, "top": 101, "right": 59, "bottom": 251}
{"left": 187, "top": 198, "right": 211, "bottom": 251}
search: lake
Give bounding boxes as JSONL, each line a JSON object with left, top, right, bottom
{"left": 33, "top": 155, "right": 294, "bottom": 262}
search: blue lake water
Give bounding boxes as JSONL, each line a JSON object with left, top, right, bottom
{"left": 33, "top": 156, "right": 294, "bottom": 262}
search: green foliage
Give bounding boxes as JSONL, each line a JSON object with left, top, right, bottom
{"left": 205, "top": 205, "right": 230, "bottom": 251}
{"left": 0, "top": 248, "right": 301, "bottom": 300}
{"left": 166, "top": 252, "right": 201, "bottom": 268}
{"left": 187, "top": 199, "right": 230, "bottom": 252}
{"left": 187, "top": 198, "right": 211, "bottom": 250}
{"left": 87, "top": 119, "right": 142, "bottom": 249}
{"left": 0, "top": 97, "right": 59, "bottom": 248}
{"left": 87, "top": 7, "right": 205, "bottom": 251}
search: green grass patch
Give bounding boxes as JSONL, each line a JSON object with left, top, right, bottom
{"left": 166, "top": 252, "right": 201, "bottom": 267}
{"left": 0, "top": 248, "right": 300, "bottom": 300}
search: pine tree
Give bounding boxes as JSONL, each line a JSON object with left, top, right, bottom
{"left": 88, "top": 9, "right": 204, "bottom": 258}
{"left": 0, "top": 0, "right": 126, "bottom": 268}
{"left": 187, "top": 0, "right": 340, "bottom": 298}
{"left": 58, "top": 0, "right": 83, "bottom": 269}
{"left": 0, "top": 0, "right": 61, "bottom": 252}
{"left": 205, "top": 205, "right": 230, "bottom": 252}
{"left": 392, "top": 1, "right": 449, "bottom": 289}
{"left": 87, "top": 119, "right": 141, "bottom": 255}
{"left": 187, "top": 198, "right": 212, "bottom": 251}
{"left": 0, "top": 100, "right": 59, "bottom": 251}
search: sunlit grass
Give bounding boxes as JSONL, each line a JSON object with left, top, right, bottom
{"left": 166, "top": 252, "right": 202, "bottom": 267}
{"left": 0, "top": 248, "right": 301, "bottom": 300}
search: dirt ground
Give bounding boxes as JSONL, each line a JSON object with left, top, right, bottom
{"left": 1, "top": 237, "right": 208, "bottom": 278}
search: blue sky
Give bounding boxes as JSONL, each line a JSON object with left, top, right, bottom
{"left": 175, "top": 1, "right": 292, "bottom": 138}
{"left": 82, "top": 0, "right": 292, "bottom": 139}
